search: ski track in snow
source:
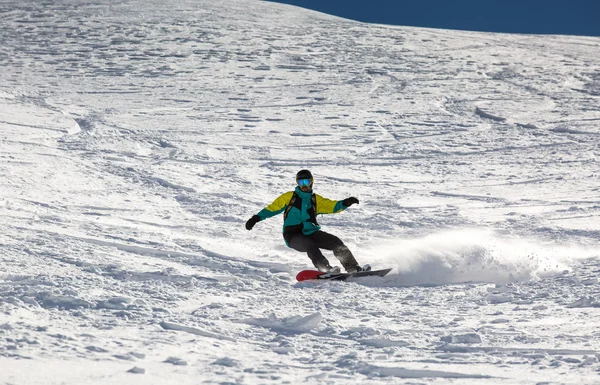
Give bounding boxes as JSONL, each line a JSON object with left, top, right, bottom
{"left": 1, "top": 0, "right": 599, "bottom": 384}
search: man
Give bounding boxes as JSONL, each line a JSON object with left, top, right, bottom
{"left": 245, "top": 169, "right": 369, "bottom": 274}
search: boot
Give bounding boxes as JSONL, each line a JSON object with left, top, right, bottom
{"left": 316, "top": 264, "right": 340, "bottom": 273}
{"left": 319, "top": 266, "right": 341, "bottom": 278}
{"left": 345, "top": 264, "right": 371, "bottom": 274}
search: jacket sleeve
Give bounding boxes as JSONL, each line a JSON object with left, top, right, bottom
{"left": 315, "top": 194, "right": 346, "bottom": 215}
{"left": 256, "top": 191, "right": 294, "bottom": 220}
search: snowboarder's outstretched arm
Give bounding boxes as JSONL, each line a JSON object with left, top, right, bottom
{"left": 315, "top": 195, "right": 359, "bottom": 215}
{"left": 245, "top": 191, "right": 294, "bottom": 230}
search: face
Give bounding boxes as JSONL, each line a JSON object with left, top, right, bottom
{"left": 297, "top": 178, "right": 313, "bottom": 192}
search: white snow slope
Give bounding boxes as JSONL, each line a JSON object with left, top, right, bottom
{"left": 1, "top": 0, "right": 600, "bottom": 384}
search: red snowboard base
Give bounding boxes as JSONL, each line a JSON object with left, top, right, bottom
{"left": 296, "top": 268, "right": 392, "bottom": 282}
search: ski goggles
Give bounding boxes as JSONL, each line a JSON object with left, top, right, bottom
{"left": 297, "top": 178, "right": 312, "bottom": 187}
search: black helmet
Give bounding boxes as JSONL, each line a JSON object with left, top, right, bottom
{"left": 296, "top": 169, "right": 313, "bottom": 188}
{"left": 296, "top": 169, "right": 313, "bottom": 181}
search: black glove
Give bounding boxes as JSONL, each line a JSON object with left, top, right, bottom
{"left": 245, "top": 215, "right": 260, "bottom": 230}
{"left": 342, "top": 197, "right": 359, "bottom": 207}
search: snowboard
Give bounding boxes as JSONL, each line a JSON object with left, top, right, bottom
{"left": 296, "top": 268, "right": 392, "bottom": 282}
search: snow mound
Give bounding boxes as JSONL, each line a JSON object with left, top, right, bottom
{"left": 243, "top": 312, "right": 322, "bottom": 333}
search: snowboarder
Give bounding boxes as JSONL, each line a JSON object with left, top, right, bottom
{"left": 245, "top": 169, "right": 368, "bottom": 274}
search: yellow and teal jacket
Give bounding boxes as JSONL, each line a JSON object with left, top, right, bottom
{"left": 256, "top": 187, "right": 348, "bottom": 243}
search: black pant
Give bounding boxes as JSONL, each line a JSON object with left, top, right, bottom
{"left": 286, "top": 230, "right": 359, "bottom": 272}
